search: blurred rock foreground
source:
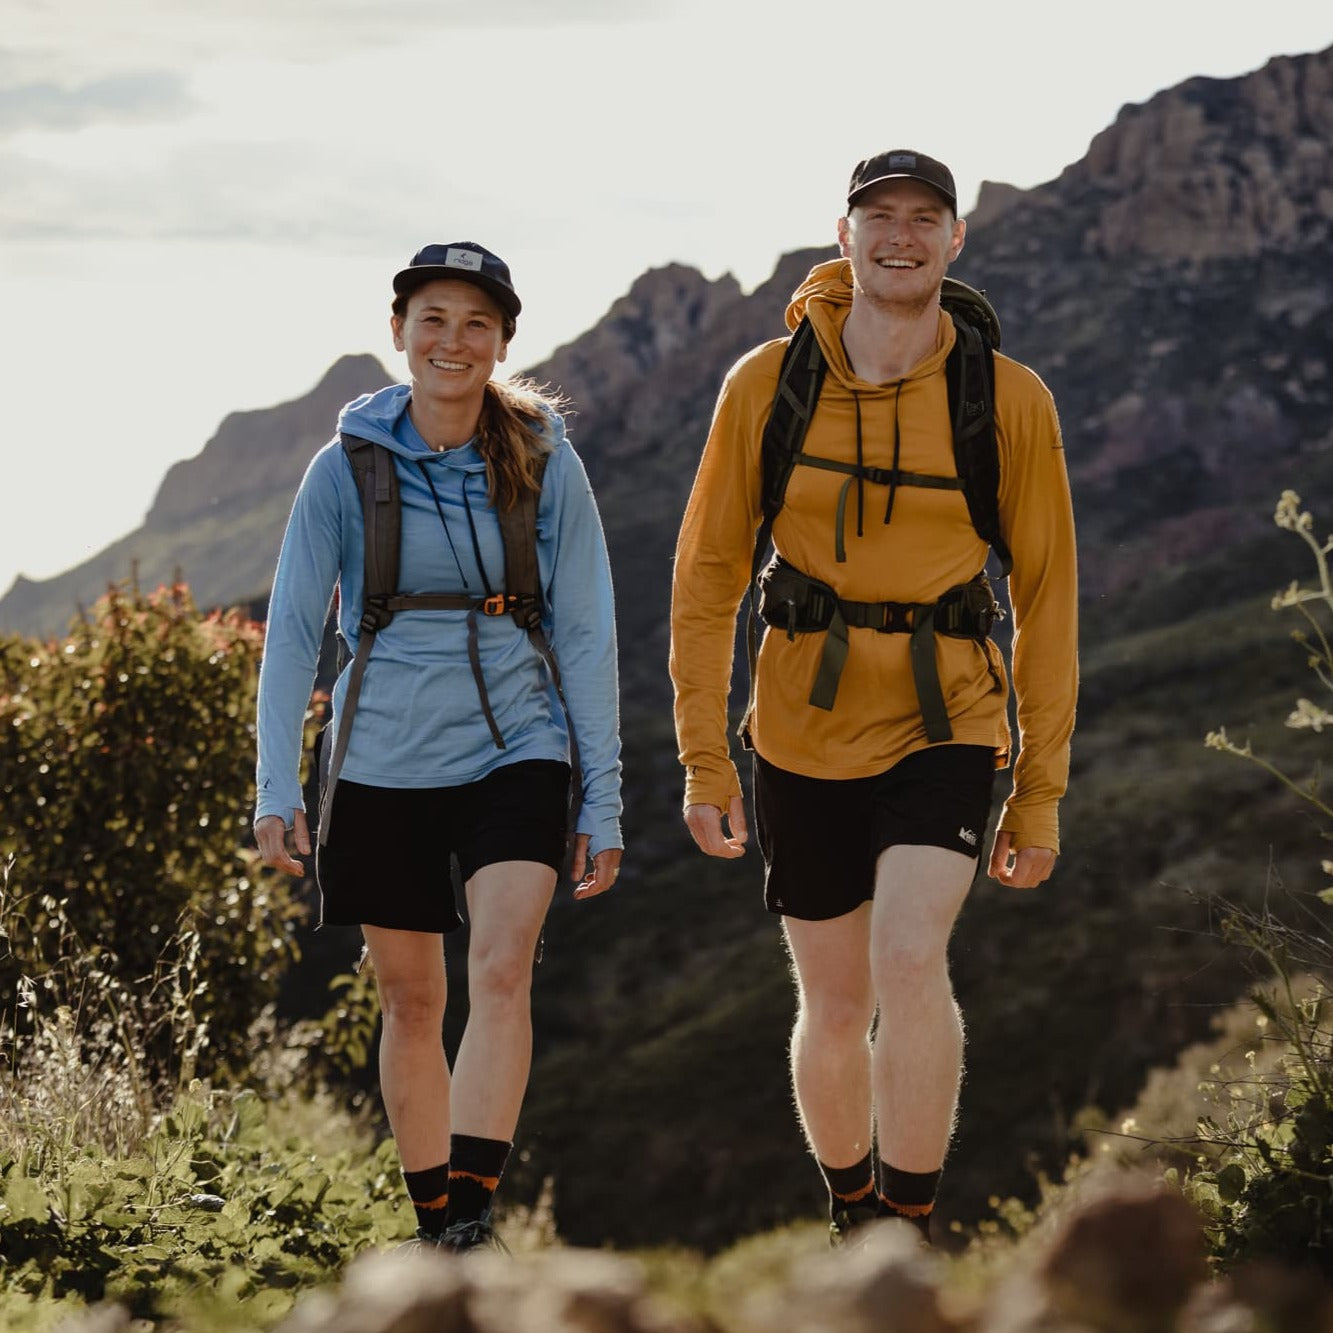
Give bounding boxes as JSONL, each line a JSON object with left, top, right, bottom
{"left": 59, "top": 1177, "right": 1333, "bottom": 1332}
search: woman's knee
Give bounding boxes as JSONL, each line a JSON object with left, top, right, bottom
{"left": 378, "top": 978, "right": 446, "bottom": 1033}
{"left": 468, "top": 942, "right": 536, "bottom": 1007}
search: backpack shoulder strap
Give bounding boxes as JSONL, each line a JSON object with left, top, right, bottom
{"left": 760, "top": 318, "right": 827, "bottom": 528}
{"left": 497, "top": 450, "right": 550, "bottom": 632}
{"left": 494, "top": 449, "right": 582, "bottom": 823}
{"left": 738, "top": 324, "right": 828, "bottom": 743}
{"left": 340, "top": 434, "right": 402, "bottom": 628}
{"left": 941, "top": 283, "right": 1012, "bottom": 578}
{"left": 319, "top": 434, "right": 402, "bottom": 846}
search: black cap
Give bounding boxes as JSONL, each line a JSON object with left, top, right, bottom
{"left": 846, "top": 150, "right": 957, "bottom": 213}
{"left": 392, "top": 242, "right": 522, "bottom": 319}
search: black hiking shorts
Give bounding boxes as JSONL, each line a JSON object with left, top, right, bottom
{"left": 315, "top": 759, "right": 571, "bottom": 933}
{"left": 752, "top": 744, "right": 997, "bottom": 921}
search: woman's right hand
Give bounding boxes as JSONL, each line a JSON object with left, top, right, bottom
{"left": 255, "top": 811, "right": 311, "bottom": 877}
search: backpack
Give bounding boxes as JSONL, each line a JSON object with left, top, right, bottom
{"left": 741, "top": 277, "right": 1009, "bottom": 747}
{"left": 316, "top": 434, "right": 566, "bottom": 845}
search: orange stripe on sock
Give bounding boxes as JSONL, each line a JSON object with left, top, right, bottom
{"left": 416, "top": 1193, "right": 449, "bottom": 1211}
{"left": 450, "top": 1170, "right": 501, "bottom": 1190}
{"left": 832, "top": 1181, "right": 877, "bottom": 1204}
{"left": 880, "top": 1195, "right": 933, "bottom": 1219}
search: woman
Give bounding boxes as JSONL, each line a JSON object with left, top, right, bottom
{"left": 254, "top": 241, "right": 623, "bottom": 1251}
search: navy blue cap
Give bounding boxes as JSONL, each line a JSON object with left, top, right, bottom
{"left": 392, "top": 242, "right": 521, "bottom": 319}
{"left": 847, "top": 150, "right": 957, "bottom": 213}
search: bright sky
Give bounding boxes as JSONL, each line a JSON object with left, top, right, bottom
{"left": 3, "top": 0, "right": 1331, "bottom": 595}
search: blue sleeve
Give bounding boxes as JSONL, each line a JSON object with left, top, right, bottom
{"left": 254, "top": 444, "right": 346, "bottom": 825}
{"left": 540, "top": 432, "right": 623, "bottom": 855}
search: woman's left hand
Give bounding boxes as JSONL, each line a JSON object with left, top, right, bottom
{"left": 571, "top": 836, "right": 622, "bottom": 900}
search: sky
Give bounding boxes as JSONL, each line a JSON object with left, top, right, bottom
{"left": 3, "top": 0, "right": 1331, "bottom": 596}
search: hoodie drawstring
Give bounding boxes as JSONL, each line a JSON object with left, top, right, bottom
{"left": 883, "top": 381, "right": 904, "bottom": 527}
{"left": 416, "top": 459, "right": 471, "bottom": 590}
{"left": 414, "top": 461, "right": 506, "bottom": 750}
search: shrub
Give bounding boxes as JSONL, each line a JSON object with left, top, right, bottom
{"left": 0, "top": 580, "right": 309, "bottom": 1077}
{"left": 1168, "top": 492, "right": 1333, "bottom": 1273}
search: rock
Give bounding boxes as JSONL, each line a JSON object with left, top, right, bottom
{"left": 272, "top": 1246, "right": 705, "bottom": 1333}
{"left": 738, "top": 1220, "right": 962, "bottom": 1333}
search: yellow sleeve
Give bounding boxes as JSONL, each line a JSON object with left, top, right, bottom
{"left": 669, "top": 347, "right": 779, "bottom": 811}
{"left": 994, "top": 363, "right": 1079, "bottom": 854}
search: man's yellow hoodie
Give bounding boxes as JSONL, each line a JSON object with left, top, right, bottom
{"left": 669, "top": 259, "right": 1078, "bottom": 853}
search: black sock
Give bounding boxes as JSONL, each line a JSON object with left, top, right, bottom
{"left": 878, "top": 1163, "right": 939, "bottom": 1242}
{"left": 403, "top": 1162, "right": 450, "bottom": 1238}
{"left": 447, "top": 1134, "right": 511, "bottom": 1224}
{"left": 819, "top": 1152, "right": 878, "bottom": 1222}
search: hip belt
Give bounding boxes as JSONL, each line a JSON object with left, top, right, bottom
{"left": 755, "top": 557, "right": 1001, "bottom": 743}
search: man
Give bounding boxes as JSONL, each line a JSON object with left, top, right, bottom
{"left": 669, "top": 149, "right": 1077, "bottom": 1244}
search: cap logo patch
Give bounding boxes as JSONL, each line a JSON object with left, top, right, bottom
{"left": 443, "top": 247, "right": 483, "bottom": 271}
{"left": 888, "top": 153, "right": 917, "bottom": 168}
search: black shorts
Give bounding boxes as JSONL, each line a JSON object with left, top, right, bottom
{"left": 315, "top": 759, "right": 571, "bottom": 934}
{"left": 752, "top": 745, "right": 997, "bottom": 922}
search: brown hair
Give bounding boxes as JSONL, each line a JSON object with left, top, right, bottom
{"left": 476, "top": 377, "right": 565, "bottom": 511}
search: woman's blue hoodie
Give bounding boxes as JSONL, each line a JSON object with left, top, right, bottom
{"left": 255, "top": 383, "right": 623, "bottom": 855}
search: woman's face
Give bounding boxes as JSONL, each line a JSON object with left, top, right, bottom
{"left": 391, "top": 278, "right": 508, "bottom": 409}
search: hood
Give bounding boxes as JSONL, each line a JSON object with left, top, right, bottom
{"left": 336, "top": 383, "right": 485, "bottom": 469}
{"left": 785, "top": 257, "right": 954, "bottom": 388}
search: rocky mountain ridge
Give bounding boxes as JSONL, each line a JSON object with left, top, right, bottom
{"left": 4, "top": 44, "right": 1331, "bottom": 639}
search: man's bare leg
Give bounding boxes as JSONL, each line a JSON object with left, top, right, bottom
{"left": 869, "top": 842, "right": 975, "bottom": 1233}
{"left": 783, "top": 906, "right": 877, "bottom": 1199}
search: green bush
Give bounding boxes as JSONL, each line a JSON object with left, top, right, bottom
{"left": 0, "top": 580, "right": 308, "bottom": 1077}
{"left": 0, "top": 1077, "right": 409, "bottom": 1327}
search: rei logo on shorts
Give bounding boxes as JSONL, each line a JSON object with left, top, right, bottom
{"left": 957, "top": 827, "right": 978, "bottom": 847}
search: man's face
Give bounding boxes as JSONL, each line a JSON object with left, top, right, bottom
{"left": 837, "top": 179, "right": 966, "bottom": 313}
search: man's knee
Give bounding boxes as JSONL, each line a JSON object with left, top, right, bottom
{"left": 796, "top": 985, "right": 876, "bottom": 1045}
{"left": 871, "top": 934, "right": 951, "bottom": 992}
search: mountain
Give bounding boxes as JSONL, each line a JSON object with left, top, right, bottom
{"left": 4, "top": 44, "right": 1333, "bottom": 1250}
{"left": 0, "top": 354, "right": 396, "bottom": 639}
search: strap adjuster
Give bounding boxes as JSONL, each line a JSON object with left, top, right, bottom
{"left": 482, "top": 594, "right": 509, "bottom": 617}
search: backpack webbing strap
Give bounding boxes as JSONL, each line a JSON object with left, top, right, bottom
{"left": 317, "top": 623, "right": 375, "bottom": 846}
{"left": 319, "top": 437, "right": 398, "bottom": 845}
{"left": 492, "top": 452, "right": 581, "bottom": 826}
{"left": 804, "top": 591, "right": 951, "bottom": 743}
{"left": 798, "top": 453, "right": 966, "bottom": 564}
{"left": 945, "top": 317, "right": 1011, "bottom": 577}
{"left": 907, "top": 604, "right": 951, "bottom": 743}
{"left": 759, "top": 558, "right": 1000, "bottom": 743}
{"left": 740, "top": 321, "right": 827, "bottom": 743}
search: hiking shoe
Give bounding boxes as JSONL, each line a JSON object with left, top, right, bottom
{"left": 396, "top": 1226, "right": 450, "bottom": 1252}
{"left": 438, "top": 1213, "right": 510, "bottom": 1255}
{"left": 829, "top": 1202, "right": 880, "bottom": 1249}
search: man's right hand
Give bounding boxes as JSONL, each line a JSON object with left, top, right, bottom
{"left": 255, "top": 811, "right": 311, "bottom": 877}
{"left": 684, "top": 796, "right": 748, "bottom": 858}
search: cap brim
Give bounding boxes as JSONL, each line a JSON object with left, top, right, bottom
{"left": 846, "top": 173, "right": 956, "bottom": 212}
{"left": 391, "top": 265, "right": 521, "bottom": 319}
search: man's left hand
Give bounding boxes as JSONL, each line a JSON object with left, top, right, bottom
{"left": 988, "top": 831, "right": 1055, "bottom": 889}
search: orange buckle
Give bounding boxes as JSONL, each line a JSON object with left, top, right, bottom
{"left": 482, "top": 594, "right": 508, "bottom": 617}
